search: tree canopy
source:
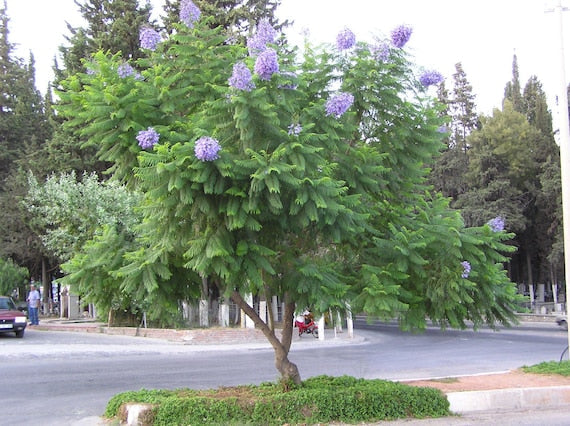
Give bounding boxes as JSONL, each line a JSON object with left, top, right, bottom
{"left": 56, "top": 3, "right": 520, "bottom": 383}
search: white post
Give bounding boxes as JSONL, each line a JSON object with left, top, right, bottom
{"left": 552, "top": 0, "right": 570, "bottom": 352}
{"left": 346, "top": 304, "right": 354, "bottom": 338}
{"left": 318, "top": 315, "right": 325, "bottom": 341}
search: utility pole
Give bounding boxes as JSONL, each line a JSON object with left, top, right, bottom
{"left": 548, "top": 0, "right": 570, "bottom": 354}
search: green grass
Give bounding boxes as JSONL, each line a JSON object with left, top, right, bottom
{"left": 522, "top": 360, "right": 570, "bottom": 376}
{"left": 104, "top": 375, "right": 450, "bottom": 425}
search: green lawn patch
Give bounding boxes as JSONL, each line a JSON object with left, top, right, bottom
{"left": 522, "top": 360, "right": 570, "bottom": 376}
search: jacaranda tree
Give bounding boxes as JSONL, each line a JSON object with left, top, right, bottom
{"left": 57, "top": 1, "right": 520, "bottom": 383}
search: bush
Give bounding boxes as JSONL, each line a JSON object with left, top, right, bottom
{"left": 105, "top": 375, "right": 450, "bottom": 425}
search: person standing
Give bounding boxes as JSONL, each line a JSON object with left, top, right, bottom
{"left": 27, "top": 284, "right": 41, "bottom": 326}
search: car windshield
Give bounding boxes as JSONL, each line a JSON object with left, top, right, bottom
{"left": 0, "top": 298, "right": 16, "bottom": 310}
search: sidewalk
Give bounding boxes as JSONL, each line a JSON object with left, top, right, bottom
{"left": 33, "top": 316, "right": 570, "bottom": 421}
{"left": 34, "top": 317, "right": 366, "bottom": 348}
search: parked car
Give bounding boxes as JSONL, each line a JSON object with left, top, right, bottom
{"left": 0, "top": 296, "right": 27, "bottom": 338}
{"left": 556, "top": 315, "right": 568, "bottom": 331}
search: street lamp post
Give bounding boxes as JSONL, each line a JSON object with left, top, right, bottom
{"left": 551, "top": 0, "right": 570, "bottom": 354}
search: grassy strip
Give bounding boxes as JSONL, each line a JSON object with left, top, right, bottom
{"left": 522, "top": 360, "right": 570, "bottom": 376}
{"left": 105, "top": 375, "right": 450, "bottom": 425}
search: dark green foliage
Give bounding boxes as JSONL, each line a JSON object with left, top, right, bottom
{"left": 429, "top": 63, "right": 477, "bottom": 203}
{"left": 0, "top": 3, "right": 53, "bottom": 278}
{"left": 162, "top": 0, "right": 290, "bottom": 42}
{"left": 104, "top": 376, "right": 450, "bottom": 425}
{"left": 503, "top": 54, "right": 524, "bottom": 113}
{"left": 0, "top": 257, "right": 28, "bottom": 296}
{"left": 56, "top": 0, "right": 154, "bottom": 81}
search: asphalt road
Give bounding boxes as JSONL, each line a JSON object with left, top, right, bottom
{"left": 0, "top": 320, "right": 567, "bottom": 425}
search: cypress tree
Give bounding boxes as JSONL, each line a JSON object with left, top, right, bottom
{"left": 503, "top": 54, "right": 524, "bottom": 113}
{"left": 0, "top": 1, "right": 53, "bottom": 282}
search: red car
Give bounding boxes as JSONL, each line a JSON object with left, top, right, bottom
{"left": 0, "top": 296, "right": 27, "bottom": 338}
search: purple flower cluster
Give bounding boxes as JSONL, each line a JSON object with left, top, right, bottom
{"left": 391, "top": 25, "right": 413, "bottom": 48}
{"left": 180, "top": 0, "right": 201, "bottom": 28}
{"left": 371, "top": 40, "right": 390, "bottom": 62}
{"left": 461, "top": 261, "right": 471, "bottom": 279}
{"left": 229, "top": 62, "right": 255, "bottom": 91}
{"left": 487, "top": 216, "right": 505, "bottom": 232}
{"left": 136, "top": 127, "right": 160, "bottom": 149}
{"left": 325, "top": 92, "right": 354, "bottom": 118}
{"left": 419, "top": 70, "right": 444, "bottom": 87}
{"left": 247, "top": 18, "right": 277, "bottom": 56}
{"left": 195, "top": 136, "right": 221, "bottom": 161}
{"left": 336, "top": 27, "right": 356, "bottom": 50}
{"left": 139, "top": 27, "right": 161, "bottom": 51}
{"left": 254, "top": 48, "right": 279, "bottom": 81}
{"left": 117, "top": 63, "right": 135, "bottom": 78}
{"left": 288, "top": 123, "right": 302, "bottom": 136}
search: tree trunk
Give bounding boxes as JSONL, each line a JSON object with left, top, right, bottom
{"left": 230, "top": 290, "right": 301, "bottom": 384}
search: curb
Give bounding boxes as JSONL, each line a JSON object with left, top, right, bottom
{"left": 447, "top": 385, "right": 570, "bottom": 413}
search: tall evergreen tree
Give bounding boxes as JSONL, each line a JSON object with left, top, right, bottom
{"left": 429, "top": 63, "right": 477, "bottom": 202}
{"left": 56, "top": 0, "right": 154, "bottom": 81}
{"left": 519, "top": 76, "right": 561, "bottom": 288}
{"left": 503, "top": 54, "right": 524, "bottom": 113}
{"left": 162, "top": 0, "right": 289, "bottom": 40}
{"left": 0, "top": 1, "right": 53, "bottom": 283}
{"left": 449, "top": 62, "right": 478, "bottom": 153}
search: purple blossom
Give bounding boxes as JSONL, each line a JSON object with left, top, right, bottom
{"left": 336, "top": 27, "right": 356, "bottom": 50}
{"left": 180, "top": 0, "right": 201, "bottom": 28}
{"left": 136, "top": 127, "right": 160, "bottom": 149}
{"left": 487, "top": 216, "right": 505, "bottom": 232}
{"left": 117, "top": 63, "right": 135, "bottom": 78}
{"left": 247, "top": 18, "right": 277, "bottom": 56}
{"left": 256, "top": 18, "right": 277, "bottom": 45}
{"left": 419, "top": 70, "right": 444, "bottom": 87}
{"left": 461, "top": 261, "right": 471, "bottom": 279}
{"left": 229, "top": 62, "right": 255, "bottom": 91}
{"left": 391, "top": 25, "right": 413, "bottom": 48}
{"left": 325, "top": 92, "right": 354, "bottom": 118}
{"left": 246, "top": 36, "right": 267, "bottom": 57}
{"left": 254, "top": 48, "right": 279, "bottom": 81}
{"left": 139, "top": 27, "right": 161, "bottom": 51}
{"left": 437, "top": 125, "right": 448, "bottom": 133}
{"left": 371, "top": 40, "right": 390, "bottom": 62}
{"left": 195, "top": 136, "right": 221, "bottom": 161}
{"left": 288, "top": 123, "right": 302, "bottom": 136}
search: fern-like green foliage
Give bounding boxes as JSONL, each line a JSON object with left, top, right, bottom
{"left": 55, "top": 13, "right": 519, "bottom": 334}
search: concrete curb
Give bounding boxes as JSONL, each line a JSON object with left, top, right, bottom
{"left": 447, "top": 385, "right": 570, "bottom": 414}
